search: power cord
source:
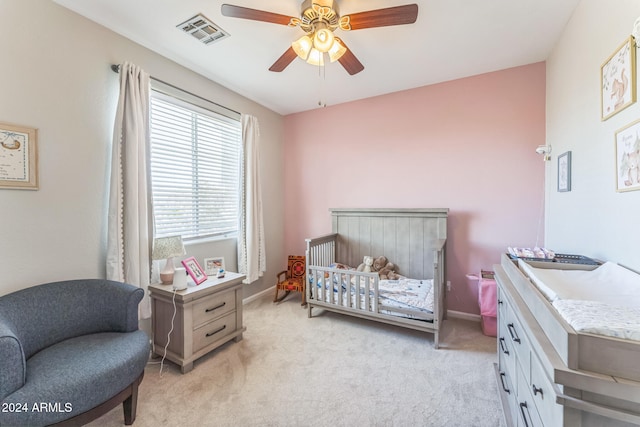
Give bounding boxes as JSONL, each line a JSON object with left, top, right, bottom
{"left": 156, "top": 288, "right": 177, "bottom": 377}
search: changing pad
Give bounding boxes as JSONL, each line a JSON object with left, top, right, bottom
{"left": 519, "top": 261, "right": 640, "bottom": 309}
{"left": 518, "top": 260, "right": 640, "bottom": 342}
{"left": 553, "top": 299, "right": 640, "bottom": 341}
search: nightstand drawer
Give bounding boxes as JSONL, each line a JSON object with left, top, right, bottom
{"left": 193, "top": 312, "right": 237, "bottom": 353}
{"left": 193, "top": 290, "right": 236, "bottom": 327}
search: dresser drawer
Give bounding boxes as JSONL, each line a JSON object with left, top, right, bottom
{"left": 193, "top": 311, "right": 237, "bottom": 353}
{"left": 506, "top": 304, "right": 531, "bottom": 383}
{"left": 193, "top": 289, "right": 236, "bottom": 327}
{"left": 530, "top": 352, "right": 562, "bottom": 427}
{"left": 516, "top": 365, "right": 544, "bottom": 427}
{"left": 497, "top": 354, "right": 517, "bottom": 424}
{"left": 497, "top": 286, "right": 508, "bottom": 320}
{"left": 498, "top": 344, "right": 516, "bottom": 394}
{"left": 498, "top": 320, "right": 517, "bottom": 380}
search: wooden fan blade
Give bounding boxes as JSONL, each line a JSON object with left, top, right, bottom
{"left": 343, "top": 4, "right": 418, "bottom": 30}
{"left": 269, "top": 47, "right": 298, "bottom": 72}
{"left": 221, "top": 4, "right": 294, "bottom": 25}
{"left": 336, "top": 42, "right": 364, "bottom": 75}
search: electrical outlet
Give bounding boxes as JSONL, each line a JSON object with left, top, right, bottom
{"left": 446, "top": 281, "right": 451, "bottom": 292}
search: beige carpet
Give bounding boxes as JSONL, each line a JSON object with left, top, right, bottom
{"left": 89, "top": 292, "right": 504, "bottom": 427}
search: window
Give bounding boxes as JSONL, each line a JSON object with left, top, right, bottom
{"left": 149, "top": 89, "right": 241, "bottom": 240}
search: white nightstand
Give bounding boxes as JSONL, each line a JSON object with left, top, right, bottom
{"left": 149, "top": 272, "right": 246, "bottom": 373}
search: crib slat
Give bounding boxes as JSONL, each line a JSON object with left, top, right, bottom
{"left": 373, "top": 277, "right": 379, "bottom": 313}
{"left": 363, "top": 277, "right": 370, "bottom": 312}
{"left": 321, "top": 270, "right": 327, "bottom": 302}
{"left": 312, "top": 270, "right": 318, "bottom": 301}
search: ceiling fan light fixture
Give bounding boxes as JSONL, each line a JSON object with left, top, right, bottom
{"left": 292, "top": 35, "right": 313, "bottom": 60}
{"left": 306, "top": 48, "right": 325, "bottom": 66}
{"left": 313, "top": 28, "right": 334, "bottom": 52}
{"left": 328, "top": 38, "right": 346, "bottom": 62}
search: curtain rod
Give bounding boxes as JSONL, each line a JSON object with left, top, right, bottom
{"left": 110, "top": 64, "right": 241, "bottom": 116}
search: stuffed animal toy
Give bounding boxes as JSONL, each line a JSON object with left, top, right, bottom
{"left": 372, "top": 256, "right": 390, "bottom": 272}
{"left": 372, "top": 256, "right": 401, "bottom": 280}
{"left": 357, "top": 256, "right": 374, "bottom": 273}
{"left": 325, "top": 262, "right": 351, "bottom": 278}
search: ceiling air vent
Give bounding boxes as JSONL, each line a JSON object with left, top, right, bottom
{"left": 177, "top": 14, "right": 229, "bottom": 45}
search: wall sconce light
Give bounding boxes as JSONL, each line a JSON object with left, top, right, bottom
{"left": 536, "top": 145, "right": 552, "bottom": 161}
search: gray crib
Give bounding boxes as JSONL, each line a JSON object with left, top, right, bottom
{"left": 305, "top": 208, "right": 448, "bottom": 348}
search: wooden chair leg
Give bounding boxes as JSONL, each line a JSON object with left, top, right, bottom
{"left": 123, "top": 378, "right": 139, "bottom": 425}
{"left": 273, "top": 286, "right": 279, "bottom": 303}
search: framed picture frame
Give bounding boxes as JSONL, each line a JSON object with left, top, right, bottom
{"left": 601, "top": 36, "right": 636, "bottom": 121}
{"left": 204, "top": 257, "right": 225, "bottom": 275}
{"left": 615, "top": 118, "right": 640, "bottom": 192}
{"left": 0, "top": 122, "right": 38, "bottom": 190}
{"left": 181, "top": 256, "right": 208, "bottom": 285}
{"left": 558, "top": 151, "right": 572, "bottom": 192}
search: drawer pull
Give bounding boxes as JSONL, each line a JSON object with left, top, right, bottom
{"left": 206, "top": 325, "right": 227, "bottom": 337}
{"left": 498, "top": 299, "right": 503, "bottom": 305}
{"left": 499, "top": 372, "right": 511, "bottom": 394}
{"left": 519, "top": 402, "right": 531, "bottom": 427}
{"left": 507, "top": 323, "right": 521, "bottom": 343}
{"left": 205, "top": 302, "right": 226, "bottom": 313}
{"left": 499, "top": 337, "right": 510, "bottom": 355}
{"left": 532, "top": 384, "right": 543, "bottom": 398}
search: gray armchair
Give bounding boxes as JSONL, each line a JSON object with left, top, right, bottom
{"left": 0, "top": 279, "right": 150, "bottom": 426}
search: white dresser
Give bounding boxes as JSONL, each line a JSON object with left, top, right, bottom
{"left": 494, "top": 255, "right": 640, "bottom": 426}
{"left": 149, "top": 272, "right": 246, "bottom": 373}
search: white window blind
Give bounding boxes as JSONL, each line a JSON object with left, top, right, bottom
{"left": 150, "top": 90, "right": 241, "bottom": 240}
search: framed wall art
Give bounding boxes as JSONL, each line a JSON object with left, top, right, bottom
{"left": 181, "top": 256, "right": 208, "bottom": 285}
{"left": 0, "top": 122, "right": 38, "bottom": 190}
{"left": 601, "top": 36, "right": 636, "bottom": 120}
{"left": 558, "top": 151, "right": 572, "bottom": 192}
{"left": 204, "top": 257, "right": 225, "bottom": 275}
{"left": 615, "top": 118, "right": 640, "bottom": 192}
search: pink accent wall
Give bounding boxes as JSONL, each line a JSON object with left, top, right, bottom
{"left": 283, "top": 62, "right": 546, "bottom": 315}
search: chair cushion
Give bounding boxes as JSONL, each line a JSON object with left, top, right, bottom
{"left": 0, "top": 331, "right": 149, "bottom": 426}
{"left": 278, "top": 279, "right": 303, "bottom": 291}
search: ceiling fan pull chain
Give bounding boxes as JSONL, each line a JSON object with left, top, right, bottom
{"left": 318, "top": 61, "right": 327, "bottom": 108}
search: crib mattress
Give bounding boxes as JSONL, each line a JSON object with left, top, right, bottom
{"left": 519, "top": 260, "right": 640, "bottom": 341}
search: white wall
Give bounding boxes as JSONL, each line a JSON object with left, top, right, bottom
{"left": 546, "top": 0, "right": 640, "bottom": 270}
{"left": 0, "top": 1, "right": 284, "bottom": 298}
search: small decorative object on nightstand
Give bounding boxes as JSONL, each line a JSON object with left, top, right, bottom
{"left": 149, "top": 272, "right": 246, "bottom": 373}
{"left": 152, "top": 235, "right": 186, "bottom": 284}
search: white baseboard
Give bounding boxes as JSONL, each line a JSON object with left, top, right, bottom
{"left": 447, "top": 310, "right": 481, "bottom": 322}
{"left": 243, "top": 285, "right": 274, "bottom": 305}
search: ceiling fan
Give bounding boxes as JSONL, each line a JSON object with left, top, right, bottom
{"left": 221, "top": 1, "right": 418, "bottom": 75}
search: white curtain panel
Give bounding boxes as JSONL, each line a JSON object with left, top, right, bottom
{"left": 106, "top": 62, "right": 153, "bottom": 318}
{"left": 238, "top": 114, "right": 266, "bottom": 284}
